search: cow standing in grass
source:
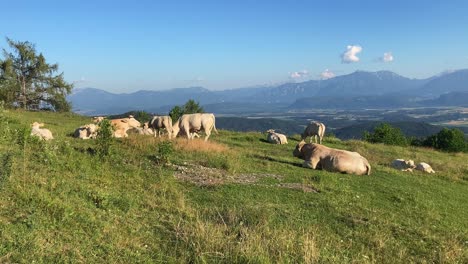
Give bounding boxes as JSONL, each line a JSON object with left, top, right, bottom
{"left": 149, "top": 115, "right": 173, "bottom": 138}
{"left": 172, "top": 113, "right": 218, "bottom": 141}
{"left": 302, "top": 122, "right": 326, "bottom": 144}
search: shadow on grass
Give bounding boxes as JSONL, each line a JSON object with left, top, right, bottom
{"left": 252, "top": 154, "right": 302, "bottom": 168}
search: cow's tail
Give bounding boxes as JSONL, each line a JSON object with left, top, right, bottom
{"left": 366, "top": 164, "right": 371, "bottom": 175}
{"left": 213, "top": 116, "right": 219, "bottom": 134}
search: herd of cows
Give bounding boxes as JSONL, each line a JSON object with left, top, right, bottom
{"left": 29, "top": 113, "right": 436, "bottom": 175}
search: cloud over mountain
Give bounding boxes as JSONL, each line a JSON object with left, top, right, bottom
{"left": 341, "top": 45, "right": 362, "bottom": 63}
{"left": 320, "top": 69, "right": 336, "bottom": 79}
{"left": 380, "top": 52, "right": 394, "bottom": 62}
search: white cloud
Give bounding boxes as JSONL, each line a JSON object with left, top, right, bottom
{"left": 380, "top": 52, "right": 394, "bottom": 62}
{"left": 289, "top": 70, "right": 309, "bottom": 79}
{"left": 341, "top": 45, "right": 362, "bottom": 63}
{"left": 320, "top": 69, "right": 336, "bottom": 80}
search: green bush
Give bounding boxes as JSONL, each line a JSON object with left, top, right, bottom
{"left": 363, "top": 123, "right": 408, "bottom": 146}
{"left": 157, "top": 141, "right": 174, "bottom": 165}
{"left": 169, "top": 99, "right": 204, "bottom": 123}
{"left": 96, "top": 119, "right": 114, "bottom": 157}
{"left": 422, "top": 128, "right": 467, "bottom": 152}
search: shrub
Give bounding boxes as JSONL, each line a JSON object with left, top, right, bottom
{"left": 423, "top": 128, "right": 467, "bottom": 152}
{"left": 96, "top": 119, "right": 114, "bottom": 157}
{"left": 363, "top": 123, "right": 408, "bottom": 146}
{"left": 157, "top": 141, "right": 174, "bottom": 165}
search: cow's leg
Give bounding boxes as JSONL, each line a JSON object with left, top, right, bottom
{"left": 319, "top": 136, "right": 322, "bottom": 144}
{"left": 184, "top": 128, "right": 191, "bottom": 140}
{"left": 308, "top": 157, "right": 320, "bottom": 169}
{"left": 204, "top": 129, "right": 211, "bottom": 141}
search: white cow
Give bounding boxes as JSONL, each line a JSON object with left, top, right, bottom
{"left": 415, "top": 162, "right": 435, "bottom": 173}
{"left": 74, "top": 124, "right": 98, "bottom": 139}
{"left": 149, "top": 115, "right": 173, "bottom": 138}
{"left": 110, "top": 115, "right": 142, "bottom": 138}
{"left": 266, "top": 129, "right": 288, "bottom": 144}
{"left": 301, "top": 121, "right": 326, "bottom": 144}
{"left": 172, "top": 113, "right": 218, "bottom": 141}
{"left": 93, "top": 116, "right": 105, "bottom": 123}
{"left": 293, "top": 141, "right": 371, "bottom": 175}
{"left": 391, "top": 159, "right": 416, "bottom": 172}
{"left": 31, "top": 122, "right": 54, "bottom": 141}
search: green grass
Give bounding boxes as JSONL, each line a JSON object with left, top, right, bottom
{"left": 0, "top": 109, "right": 467, "bottom": 263}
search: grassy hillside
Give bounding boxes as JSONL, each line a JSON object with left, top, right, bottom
{"left": 1, "top": 110, "right": 467, "bottom": 263}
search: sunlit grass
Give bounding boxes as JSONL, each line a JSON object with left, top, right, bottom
{"left": 0, "top": 109, "right": 467, "bottom": 263}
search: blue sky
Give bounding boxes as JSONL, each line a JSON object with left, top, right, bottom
{"left": 1, "top": 0, "right": 467, "bottom": 92}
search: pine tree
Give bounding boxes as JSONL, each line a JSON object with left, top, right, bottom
{"left": 0, "top": 38, "right": 73, "bottom": 111}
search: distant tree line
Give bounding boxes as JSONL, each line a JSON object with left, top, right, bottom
{"left": 364, "top": 123, "right": 467, "bottom": 152}
{"left": 0, "top": 38, "right": 72, "bottom": 111}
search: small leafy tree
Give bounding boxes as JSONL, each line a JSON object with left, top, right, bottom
{"left": 363, "top": 123, "right": 408, "bottom": 146}
{"left": 183, "top": 99, "right": 204, "bottom": 114}
{"left": 0, "top": 38, "right": 73, "bottom": 111}
{"left": 156, "top": 141, "right": 174, "bottom": 165}
{"left": 169, "top": 99, "right": 204, "bottom": 123}
{"left": 423, "top": 128, "right": 467, "bottom": 152}
{"left": 169, "top": 105, "right": 183, "bottom": 123}
{"left": 96, "top": 119, "right": 114, "bottom": 157}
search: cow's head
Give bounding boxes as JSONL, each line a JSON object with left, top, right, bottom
{"left": 31, "top": 122, "right": 44, "bottom": 128}
{"left": 93, "top": 116, "right": 106, "bottom": 123}
{"left": 293, "top": 140, "right": 306, "bottom": 158}
{"left": 406, "top": 159, "right": 416, "bottom": 169}
{"left": 122, "top": 117, "right": 141, "bottom": 128}
{"left": 266, "top": 129, "right": 276, "bottom": 134}
{"left": 171, "top": 120, "right": 180, "bottom": 138}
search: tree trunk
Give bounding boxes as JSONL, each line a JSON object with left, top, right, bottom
{"left": 22, "top": 77, "right": 26, "bottom": 109}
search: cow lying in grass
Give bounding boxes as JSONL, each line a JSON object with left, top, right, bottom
{"left": 110, "top": 115, "right": 141, "bottom": 138}
{"left": 266, "top": 129, "right": 288, "bottom": 144}
{"left": 293, "top": 141, "right": 371, "bottom": 175}
{"left": 391, "top": 159, "right": 416, "bottom": 172}
{"left": 74, "top": 124, "right": 98, "bottom": 139}
{"left": 31, "top": 122, "right": 54, "bottom": 141}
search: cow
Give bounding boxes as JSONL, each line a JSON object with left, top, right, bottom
{"left": 391, "top": 159, "right": 416, "bottom": 172}
{"left": 266, "top": 129, "right": 288, "bottom": 144}
{"left": 142, "top": 122, "right": 155, "bottom": 135}
{"left": 301, "top": 121, "right": 326, "bottom": 144}
{"left": 172, "top": 113, "right": 218, "bottom": 141}
{"left": 415, "top": 162, "right": 435, "bottom": 173}
{"left": 149, "top": 115, "right": 173, "bottom": 138}
{"left": 30, "top": 122, "right": 54, "bottom": 141}
{"left": 293, "top": 141, "right": 371, "bottom": 175}
{"left": 74, "top": 124, "right": 98, "bottom": 139}
{"left": 110, "top": 115, "right": 141, "bottom": 138}
{"left": 93, "top": 116, "right": 105, "bottom": 123}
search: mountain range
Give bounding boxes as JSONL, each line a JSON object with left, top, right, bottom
{"left": 68, "top": 69, "right": 468, "bottom": 115}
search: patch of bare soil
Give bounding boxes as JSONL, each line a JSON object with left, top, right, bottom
{"left": 173, "top": 163, "right": 319, "bottom": 193}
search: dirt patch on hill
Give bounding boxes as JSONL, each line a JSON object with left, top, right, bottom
{"left": 173, "top": 163, "right": 319, "bottom": 193}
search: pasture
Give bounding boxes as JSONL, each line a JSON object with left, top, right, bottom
{"left": 0, "top": 110, "right": 467, "bottom": 263}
